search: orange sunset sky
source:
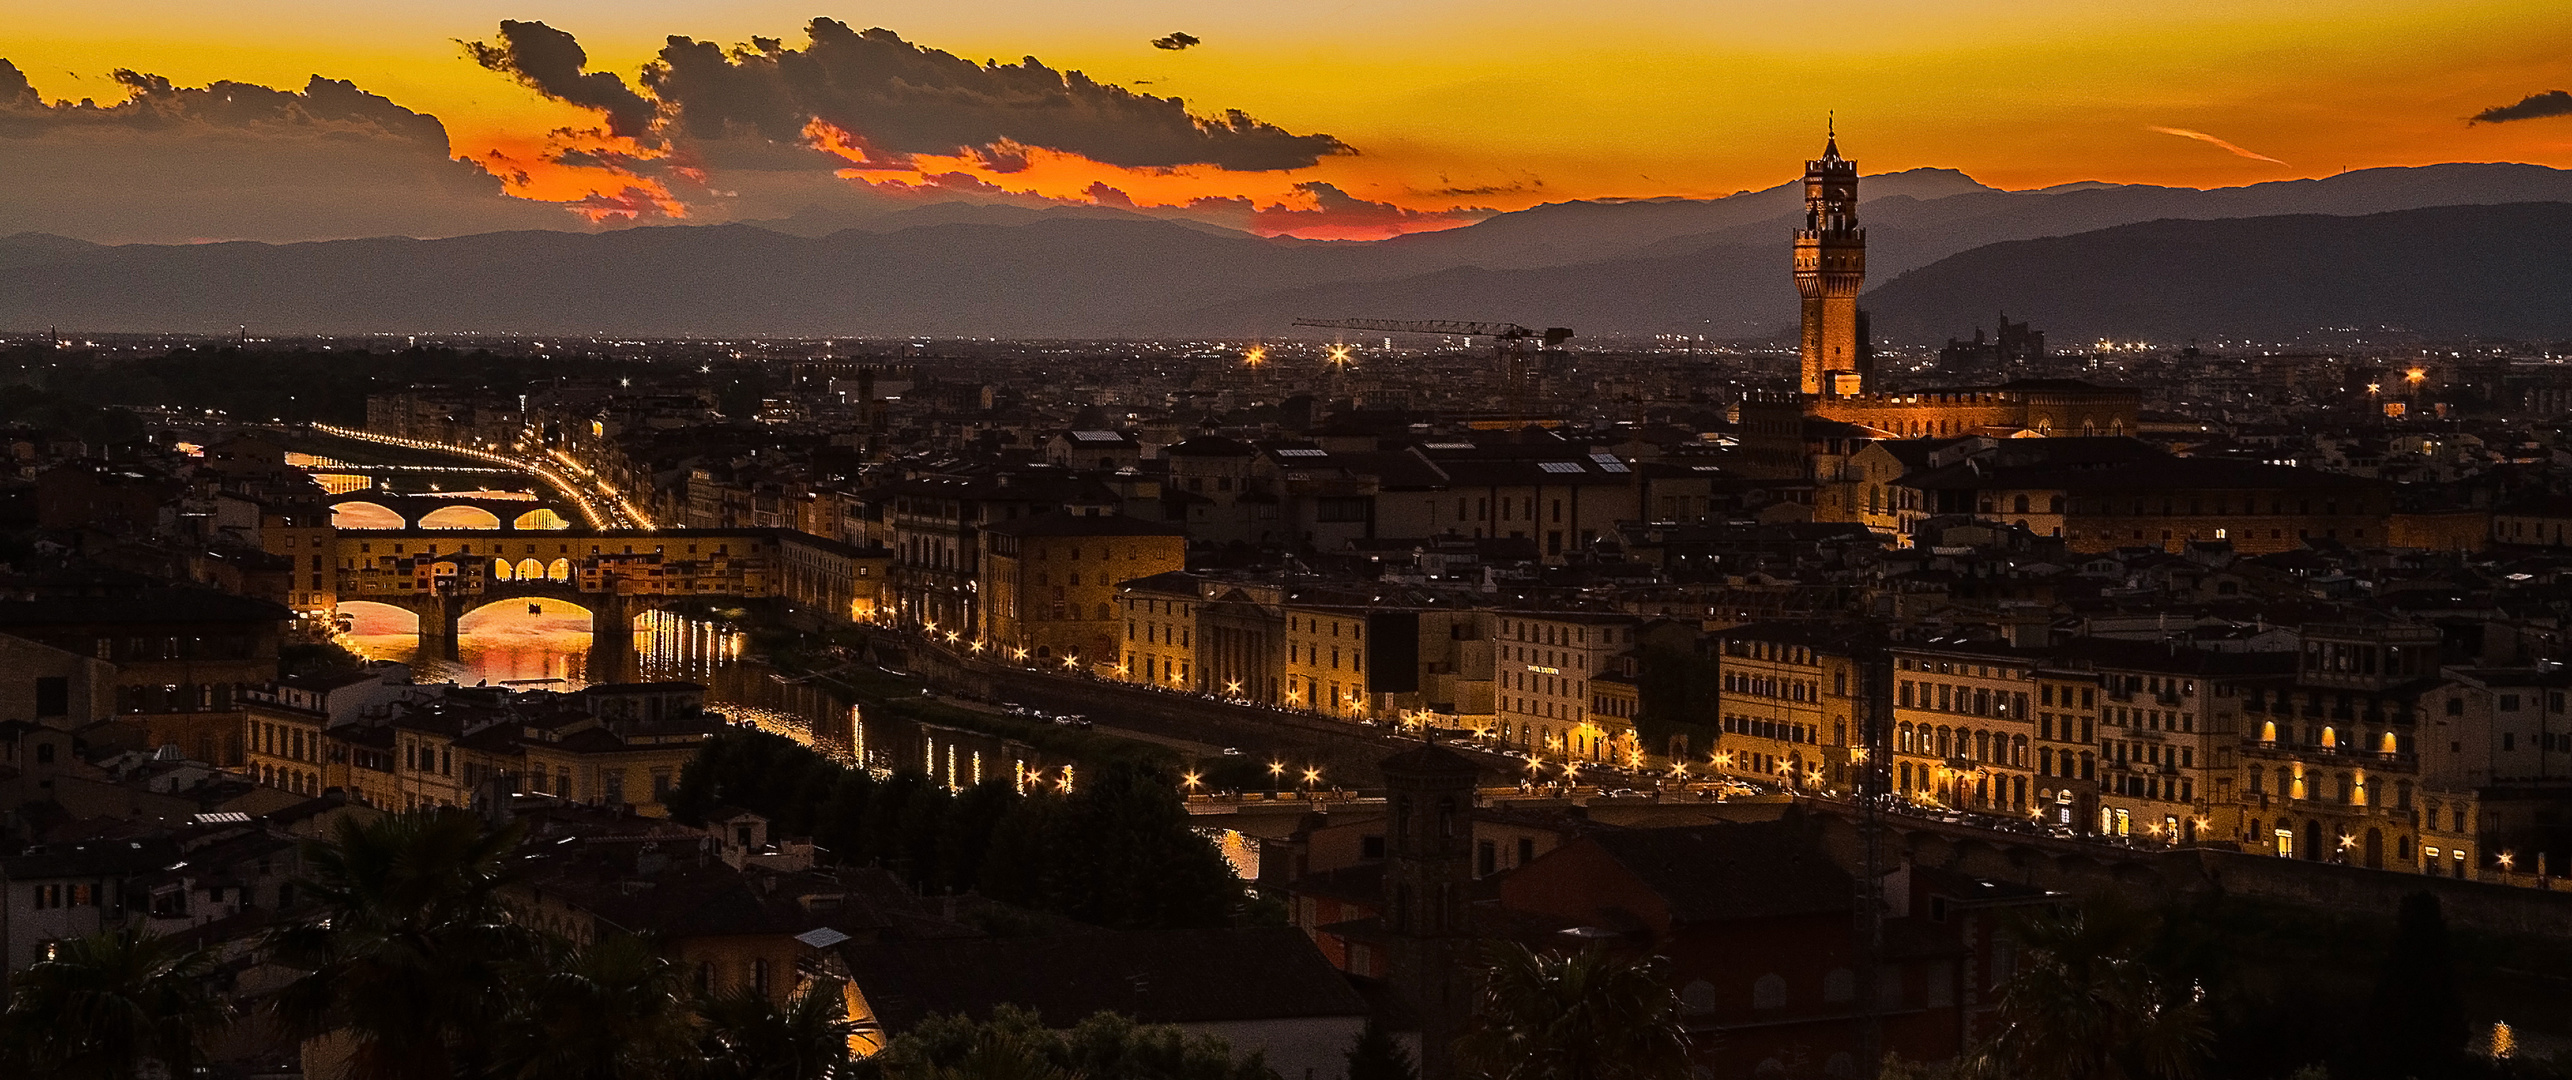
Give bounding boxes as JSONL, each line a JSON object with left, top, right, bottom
{"left": 5, "top": 0, "right": 2570, "bottom": 241}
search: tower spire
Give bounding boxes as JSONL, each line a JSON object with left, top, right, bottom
{"left": 1824, "top": 111, "right": 1839, "bottom": 159}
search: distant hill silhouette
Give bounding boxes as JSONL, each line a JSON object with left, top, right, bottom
{"left": 4, "top": 163, "right": 2570, "bottom": 338}
{"left": 1862, "top": 202, "right": 2572, "bottom": 343}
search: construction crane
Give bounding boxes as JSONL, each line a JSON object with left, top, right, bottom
{"left": 1291, "top": 318, "right": 1573, "bottom": 397}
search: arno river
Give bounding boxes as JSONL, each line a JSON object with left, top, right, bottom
{"left": 335, "top": 597, "right": 1058, "bottom": 791}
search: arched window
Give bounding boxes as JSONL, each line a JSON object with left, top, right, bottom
{"left": 491, "top": 559, "right": 514, "bottom": 581}
{"left": 1752, "top": 973, "right": 1787, "bottom": 1010}
{"left": 2013, "top": 494, "right": 2030, "bottom": 514}
{"left": 1680, "top": 980, "right": 1720, "bottom": 1014}
{"left": 548, "top": 558, "right": 572, "bottom": 582}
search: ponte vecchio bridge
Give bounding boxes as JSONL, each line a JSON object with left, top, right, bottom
{"left": 331, "top": 526, "right": 874, "bottom": 664}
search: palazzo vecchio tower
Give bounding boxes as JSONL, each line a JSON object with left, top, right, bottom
{"left": 1794, "top": 125, "right": 1868, "bottom": 396}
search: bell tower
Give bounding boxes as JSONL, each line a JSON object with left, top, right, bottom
{"left": 1379, "top": 740, "right": 1480, "bottom": 1080}
{"left": 1795, "top": 122, "right": 1867, "bottom": 397}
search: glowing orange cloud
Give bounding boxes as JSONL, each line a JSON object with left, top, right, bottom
{"left": 807, "top": 121, "right": 1483, "bottom": 239}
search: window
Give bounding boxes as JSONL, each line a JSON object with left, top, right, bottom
{"left": 1752, "top": 973, "right": 1787, "bottom": 1010}
{"left": 33, "top": 677, "right": 69, "bottom": 718}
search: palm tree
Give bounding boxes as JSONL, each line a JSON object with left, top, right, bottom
{"left": 493, "top": 933, "right": 698, "bottom": 1080}
{"left": 1455, "top": 942, "right": 1692, "bottom": 1080}
{"left": 0, "top": 925, "right": 232, "bottom": 1080}
{"left": 265, "top": 808, "right": 534, "bottom": 1080}
{"left": 1971, "top": 905, "right": 2210, "bottom": 1080}
{"left": 696, "top": 975, "right": 865, "bottom": 1080}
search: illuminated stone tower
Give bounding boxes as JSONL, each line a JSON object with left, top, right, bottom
{"left": 1795, "top": 125, "right": 1867, "bottom": 396}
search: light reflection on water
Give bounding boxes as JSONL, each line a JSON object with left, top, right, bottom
{"left": 333, "top": 603, "right": 897, "bottom": 766}
{"left": 340, "top": 599, "right": 594, "bottom": 687}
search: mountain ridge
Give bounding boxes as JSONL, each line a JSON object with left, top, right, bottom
{"left": 4, "top": 163, "right": 2570, "bottom": 341}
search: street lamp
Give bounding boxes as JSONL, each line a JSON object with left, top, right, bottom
{"left": 1269, "top": 760, "right": 1285, "bottom": 797}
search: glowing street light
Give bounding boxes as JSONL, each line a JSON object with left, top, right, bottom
{"left": 1182, "top": 771, "right": 1202, "bottom": 793}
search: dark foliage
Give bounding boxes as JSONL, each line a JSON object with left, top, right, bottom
{"left": 2352, "top": 893, "right": 2470, "bottom": 1080}
{"left": 669, "top": 729, "right": 1241, "bottom": 929}
{"left": 1345, "top": 1021, "right": 1416, "bottom": 1080}
{"left": 870, "top": 1005, "right": 1273, "bottom": 1080}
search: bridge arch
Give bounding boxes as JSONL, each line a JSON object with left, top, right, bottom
{"left": 331, "top": 500, "right": 407, "bottom": 529}
{"left": 418, "top": 505, "right": 504, "bottom": 530}
{"left": 335, "top": 599, "right": 422, "bottom": 636}
{"left": 458, "top": 593, "right": 596, "bottom": 628}
{"left": 512, "top": 507, "right": 573, "bottom": 531}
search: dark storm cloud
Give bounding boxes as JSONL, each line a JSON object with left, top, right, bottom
{"left": 1151, "top": 32, "right": 1201, "bottom": 51}
{"left": 464, "top": 21, "right": 658, "bottom": 140}
{"left": 0, "top": 59, "right": 37, "bottom": 106}
{"left": 2470, "top": 90, "right": 2572, "bottom": 124}
{"left": 0, "top": 66, "right": 451, "bottom": 146}
{"left": 0, "top": 60, "right": 568, "bottom": 242}
{"left": 639, "top": 17, "right": 1350, "bottom": 171}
